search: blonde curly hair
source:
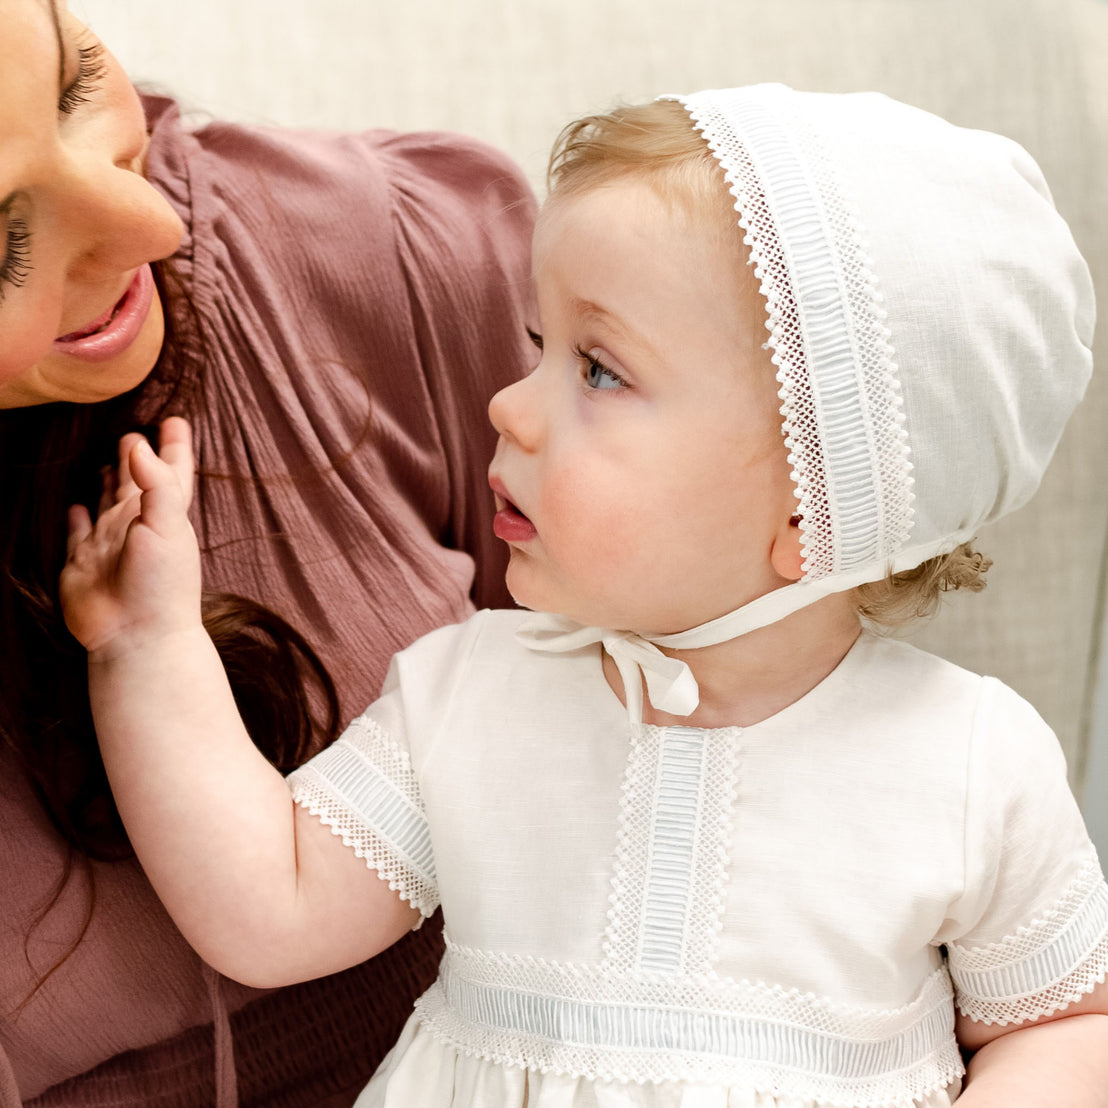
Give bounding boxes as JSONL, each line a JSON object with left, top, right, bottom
{"left": 854, "top": 542, "right": 993, "bottom": 629}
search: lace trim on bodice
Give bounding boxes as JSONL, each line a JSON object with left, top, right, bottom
{"left": 414, "top": 939, "right": 961, "bottom": 1107}
{"left": 604, "top": 725, "right": 740, "bottom": 976}
{"left": 288, "top": 717, "right": 438, "bottom": 917}
{"left": 946, "top": 853, "right": 1108, "bottom": 1025}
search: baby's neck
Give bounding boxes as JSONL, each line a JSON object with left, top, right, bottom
{"left": 604, "top": 593, "right": 862, "bottom": 730}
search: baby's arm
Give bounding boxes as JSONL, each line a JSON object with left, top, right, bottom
{"left": 60, "top": 420, "right": 419, "bottom": 988}
{"left": 954, "top": 983, "right": 1108, "bottom": 1105}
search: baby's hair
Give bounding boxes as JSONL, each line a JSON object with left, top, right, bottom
{"left": 548, "top": 99, "right": 737, "bottom": 234}
{"left": 855, "top": 542, "right": 992, "bottom": 629}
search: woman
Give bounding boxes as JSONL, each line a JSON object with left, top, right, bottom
{"left": 0, "top": 0, "right": 535, "bottom": 1104}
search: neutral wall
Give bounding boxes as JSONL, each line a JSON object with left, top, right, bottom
{"left": 73, "top": 0, "right": 1108, "bottom": 847}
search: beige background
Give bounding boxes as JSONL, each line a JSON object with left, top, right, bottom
{"left": 72, "top": 0, "right": 1108, "bottom": 845}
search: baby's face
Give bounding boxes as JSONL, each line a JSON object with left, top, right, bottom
{"left": 487, "top": 178, "right": 802, "bottom": 635}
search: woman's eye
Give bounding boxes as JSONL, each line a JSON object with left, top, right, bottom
{"left": 525, "top": 327, "right": 544, "bottom": 351}
{"left": 576, "top": 346, "right": 627, "bottom": 391}
{"left": 58, "top": 41, "right": 108, "bottom": 116}
{"left": 0, "top": 220, "right": 33, "bottom": 301}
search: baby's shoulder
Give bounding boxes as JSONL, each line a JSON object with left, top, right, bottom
{"left": 392, "top": 609, "right": 550, "bottom": 692}
{"left": 846, "top": 632, "right": 1056, "bottom": 753}
{"left": 400, "top": 608, "right": 534, "bottom": 661}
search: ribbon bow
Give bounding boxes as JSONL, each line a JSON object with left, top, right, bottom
{"left": 516, "top": 613, "right": 701, "bottom": 726}
{"left": 514, "top": 580, "right": 840, "bottom": 726}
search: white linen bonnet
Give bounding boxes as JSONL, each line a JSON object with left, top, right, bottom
{"left": 521, "top": 84, "right": 1094, "bottom": 717}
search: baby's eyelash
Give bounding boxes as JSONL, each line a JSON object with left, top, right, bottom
{"left": 58, "top": 41, "right": 108, "bottom": 116}
{"left": 573, "top": 343, "right": 628, "bottom": 390}
{"left": 0, "top": 220, "right": 33, "bottom": 300}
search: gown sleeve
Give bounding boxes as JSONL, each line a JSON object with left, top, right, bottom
{"left": 933, "top": 677, "right": 1108, "bottom": 1025}
{"left": 285, "top": 613, "right": 490, "bottom": 923}
{"left": 286, "top": 656, "right": 441, "bottom": 921}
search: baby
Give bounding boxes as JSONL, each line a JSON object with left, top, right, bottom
{"left": 62, "top": 85, "right": 1107, "bottom": 1107}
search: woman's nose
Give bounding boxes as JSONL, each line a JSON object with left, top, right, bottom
{"left": 489, "top": 368, "right": 544, "bottom": 451}
{"left": 58, "top": 141, "right": 182, "bottom": 281}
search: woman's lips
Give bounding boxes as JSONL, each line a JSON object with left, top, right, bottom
{"left": 52, "top": 264, "right": 154, "bottom": 363}
{"left": 490, "top": 477, "right": 538, "bottom": 543}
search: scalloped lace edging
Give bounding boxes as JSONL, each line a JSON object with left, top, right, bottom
{"left": 671, "top": 87, "right": 913, "bottom": 581}
{"left": 952, "top": 928, "right": 1108, "bottom": 1026}
{"left": 287, "top": 726, "right": 439, "bottom": 918}
{"left": 948, "top": 859, "right": 1108, "bottom": 1025}
{"left": 603, "top": 723, "right": 740, "bottom": 977}
{"left": 409, "top": 942, "right": 963, "bottom": 1107}
{"left": 291, "top": 770, "right": 438, "bottom": 917}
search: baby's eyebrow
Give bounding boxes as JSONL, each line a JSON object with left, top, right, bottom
{"left": 568, "top": 295, "right": 634, "bottom": 343}
{"left": 568, "top": 295, "right": 662, "bottom": 363}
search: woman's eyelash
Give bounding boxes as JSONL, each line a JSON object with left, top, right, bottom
{"left": 58, "top": 41, "right": 108, "bottom": 116}
{"left": 525, "top": 327, "right": 544, "bottom": 350}
{"left": 0, "top": 220, "right": 33, "bottom": 300}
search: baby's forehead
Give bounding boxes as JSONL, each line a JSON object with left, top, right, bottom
{"left": 532, "top": 179, "right": 761, "bottom": 315}
{"left": 534, "top": 176, "right": 749, "bottom": 277}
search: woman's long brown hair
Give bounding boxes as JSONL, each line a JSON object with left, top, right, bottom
{"left": 0, "top": 264, "right": 339, "bottom": 995}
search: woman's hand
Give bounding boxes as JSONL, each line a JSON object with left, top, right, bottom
{"left": 60, "top": 417, "right": 200, "bottom": 658}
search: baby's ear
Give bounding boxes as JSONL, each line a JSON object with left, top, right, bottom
{"left": 770, "top": 514, "right": 805, "bottom": 581}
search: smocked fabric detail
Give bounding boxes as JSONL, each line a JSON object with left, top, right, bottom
{"left": 947, "top": 853, "right": 1108, "bottom": 1025}
{"left": 670, "top": 87, "right": 914, "bottom": 580}
{"left": 288, "top": 717, "right": 438, "bottom": 916}
{"left": 604, "top": 725, "right": 740, "bottom": 976}
{"left": 413, "top": 941, "right": 962, "bottom": 1107}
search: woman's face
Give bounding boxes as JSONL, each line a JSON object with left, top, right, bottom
{"left": 0, "top": 0, "right": 184, "bottom": 408}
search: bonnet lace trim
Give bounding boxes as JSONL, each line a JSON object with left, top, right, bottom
{"left": 287, "top": 715, "right": 439, "bottom": 917}
{"left": 671, "top": 86, "right": 914, "bottom": 580}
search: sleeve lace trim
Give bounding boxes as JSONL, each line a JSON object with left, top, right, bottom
{"left": 946, "top": 853, "right": 1108, "bottom": 1025}
{"left": 287, "top": 716, "right": 439, "bottom": 919}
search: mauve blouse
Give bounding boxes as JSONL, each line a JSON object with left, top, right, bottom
{"left": 0, "top": 95, "right": 535, "bottom": 1106}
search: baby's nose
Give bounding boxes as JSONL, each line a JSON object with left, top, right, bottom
{"left": 488, "top": 371, "right": 544, "bottom": 451}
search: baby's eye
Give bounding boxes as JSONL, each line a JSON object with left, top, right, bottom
{"left": 575, "top": 346, "right": 627, "bottom": 391}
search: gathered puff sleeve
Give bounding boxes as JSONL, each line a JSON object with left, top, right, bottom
{"left": 285, "top": 614, "right": 487, "bottom": 923}
{"left": 375, "top": 131, "right": 538, "bottom": 610}
{"left": 933, "top": 677, "right": 1108, "bottom": 1026}
{"left": 145, "top": 95, "right": 537, "bottom": 629}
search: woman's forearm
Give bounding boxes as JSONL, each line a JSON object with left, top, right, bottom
{"left": 957, "top": 1012, "right": 1108, "bottom": 1106}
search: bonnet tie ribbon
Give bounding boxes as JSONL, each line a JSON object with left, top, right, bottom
{"left": 514, "top": 579, "right": 843, "bottom": 726}
{"left": 516, "top": 613, "right": 701, "bottom": 725}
